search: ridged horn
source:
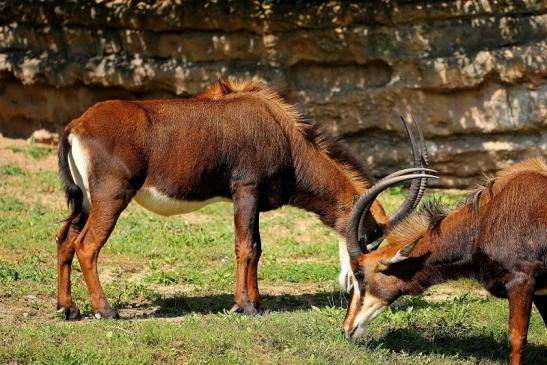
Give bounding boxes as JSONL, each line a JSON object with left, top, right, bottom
{"left": 411, "top": 114, "right": 430, "bottom": 210}
{"left": 386, "top": 116, "right": 430, "bottom": 228}
{"left": 346, "top": 173, "right": 438, "bottom": 260}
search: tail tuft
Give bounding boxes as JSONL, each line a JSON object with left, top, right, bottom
{"left": 58, "top": 132, "right": 83, "bottom": 220}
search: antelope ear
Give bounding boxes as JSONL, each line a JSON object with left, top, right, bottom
{"left": 380, "top": 240, "right": 418, "bottom": 266}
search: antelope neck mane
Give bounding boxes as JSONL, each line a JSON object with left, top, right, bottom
{"left": 387, "top": 199, "right": 449, "bottom": 245}
{"left": 199, "top": 79, "right": 374, "bottom": 189}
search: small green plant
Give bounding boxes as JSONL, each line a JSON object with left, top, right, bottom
{"left": 387, "top": 185, "right": 404, "bottom": 196}
{"left": 0, "top": 164, "right": 27, "bottom": 176}
{"left": 0, "top": 262, "right": 20, "bottom": 281}
{"left": 0, "top": 196, "right": 26, "bottom": 212}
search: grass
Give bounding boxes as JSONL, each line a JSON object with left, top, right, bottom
{"left": 0, "top": 152, "right": 546, "bottom": 364}
{"left": 0, "top": 164, "right": 28, "bottom": 176}
{"left": 9, "top": 143, "right": 55, "bottom": 160}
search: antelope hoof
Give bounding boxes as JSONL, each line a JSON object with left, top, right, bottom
{"left": 230, "top": 302, "right": 263, "bottom": 315}
{"left": 94, "top": 308, "right": 120, "bottom": 320}
{"left": 56, "top": 303, "right": 81, "bottom": 321}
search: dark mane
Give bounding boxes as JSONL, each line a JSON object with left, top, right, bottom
{"left": 296, "top": 114, "right": 376, "bottom": 187}
{"left": 466, "top": 178, "right": 495, "bottom": 212}
{"left": 420, "top": 199, "right": 449, "bottom": 234}
{"left": 388, "top": 198, "right": 449, "bottom": 244}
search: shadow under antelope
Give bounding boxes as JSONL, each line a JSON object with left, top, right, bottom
{"left": 343, "top": 157, "right": 547, "bottom": 365}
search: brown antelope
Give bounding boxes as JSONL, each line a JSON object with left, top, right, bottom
{"left": 55, "top": 79, "right": 433, "bottom": 320}
{"left": 343, "top": 157, "right": 547, "bottom": 365}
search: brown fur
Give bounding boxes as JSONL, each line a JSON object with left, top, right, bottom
{"left": 55, "top": 79, "right": 388, "bottom": 319}
{"left": 346, "top": 157, "right": 547, "bottom": 365}
{"left": 469, "top": 157, "right": 547, "bottom": 211}
{"left": 390, "top": 158, "right": 547, "bottom": 245}
{"left": 199, "top": 79, "right": 373, "bottom": 191}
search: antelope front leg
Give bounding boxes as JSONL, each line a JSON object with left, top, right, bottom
{"left": 507, "top": 275, "right": 534, "bottom": 365}
{"left": 231, "top": 185, "right": 262, "bottom": 315}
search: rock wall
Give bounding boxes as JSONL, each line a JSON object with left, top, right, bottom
{"left": 0, "top": 0, "right": 545, "bottom": 187}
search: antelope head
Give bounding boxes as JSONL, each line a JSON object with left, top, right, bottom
{"left": 344, "top": 116, "right": 438, "bottom": 337}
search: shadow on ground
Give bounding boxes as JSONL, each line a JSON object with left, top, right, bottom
{"left": 120, "top": 290, "right": 482, "bottom": 319}
{"left": 363, "top": 327, "right": 547, "bottom": 364}
{"left": 125, "top": 290, "right": 348, "bottom": 318}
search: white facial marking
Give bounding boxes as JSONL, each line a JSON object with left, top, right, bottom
{"left": 382, "top": 250, "right": 409, "bottom": 265}
{"left": 338, "top": 236, "right": 354, "bottom": 292}
{"left": 68, "top": 134, "right": 91, "bottom": 211}
{"left": 348, "top": 292, "right": 388, "bottom": 339}
{"left": 134, "top": 187, "right": 231, "bottom": 216}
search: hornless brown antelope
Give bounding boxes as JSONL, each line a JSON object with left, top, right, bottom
{"left": 343, "top": 157, "right": 547, "bottom": 365}
{"left": 55, "top": 80, "right": 433, "bottom": 320}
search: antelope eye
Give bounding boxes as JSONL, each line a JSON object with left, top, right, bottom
{"left": 352, "top": 268, "right": 367, "bottom": 289}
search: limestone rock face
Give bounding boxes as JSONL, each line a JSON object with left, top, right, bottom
{"left": 0, "top": 0, "right": 545, "bottom": 187}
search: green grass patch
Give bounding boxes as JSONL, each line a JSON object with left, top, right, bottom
{"left": 260, "top": 262, "right": 338, "bottom": 283}
{"left": 0, "top": 254, "right": 50, "bottom": 282}
{"left": 0, "top": 196, "right": 27, "bottom": 212}
{"left": 9, "top": 144, "right": 55, "bottom": 160}
{"left": 0, "top": 164, "right": 28, "bottom": 176}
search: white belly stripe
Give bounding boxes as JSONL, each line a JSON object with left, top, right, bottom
{"left": 134, "top": 187, "right": 230, "bottom": 216}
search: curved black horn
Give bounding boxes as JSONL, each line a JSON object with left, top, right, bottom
{"left": 355, "top": 165, "right": 437, "bottom": 244}
{"left": 411, "top": 114, "right": 429, "bottom": 210}
{"left": 413, "top": 114, "right": 430, "bottom": 166}
{"left": 386, "top": 116, "right": 430, "bottom": 228}
{"left": 346, "top": 173, "right": 438, "bottom": 260}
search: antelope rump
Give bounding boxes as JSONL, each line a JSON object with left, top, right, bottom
{"left": 55, "top": 80, "right": 433, "bottom": 320}
{"left": 343, "top": 157, "right": 547, "bottom": 365}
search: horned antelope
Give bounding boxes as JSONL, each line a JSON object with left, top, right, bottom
{"left": 55, "top": 80, "right": 432, "bottom": 319}
{"left": 343, "top": 157, "right": 547, "bottom": 365}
